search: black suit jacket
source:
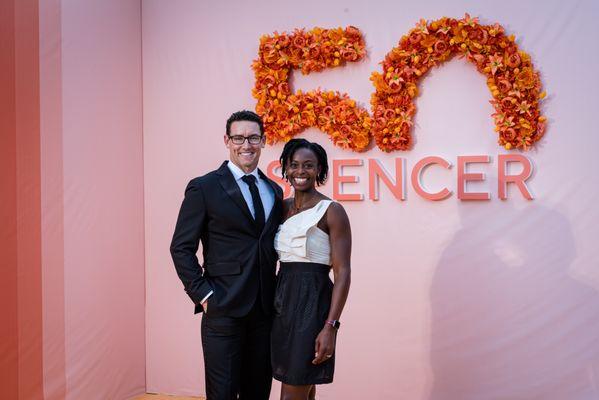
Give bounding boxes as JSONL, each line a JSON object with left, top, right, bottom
{"left": 170, "top": 161, "right": 283, "bottom": 317}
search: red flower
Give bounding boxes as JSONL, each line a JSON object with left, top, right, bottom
{"left": 408, "top": 32, "right": 422, "bottom": 44}
{"left": 497, "top": 79, "right": 512, "bottom": 93}
{"left": 308, "top": 46, "right": 321, "bottom": 58}
{"left": 505, "top": 52, "right": 521, "bottom": 68}
{"left": 434, "top": 40, "right": 449, "bottom": 54}
{"left": 293, "top": 35, "right": 306, "bottom": 49}
{"left": 342, "top": 48, "right": 359, "bottom": 61}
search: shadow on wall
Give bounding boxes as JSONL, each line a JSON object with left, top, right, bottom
{"left": 429, "top": 202, "right": 599, "bottom": 400}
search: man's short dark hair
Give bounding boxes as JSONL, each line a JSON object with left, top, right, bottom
{"left": 226, "top": 110, "right": 264, "bottom": 136}
{"left": 280, "top": 138, "right": 329, "bottom": 186}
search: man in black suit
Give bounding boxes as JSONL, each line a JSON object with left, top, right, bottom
{"left": 170, "top": 110, "right": 283, "bottom": 400}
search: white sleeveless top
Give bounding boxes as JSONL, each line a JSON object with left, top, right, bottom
{"left": 274, "top": 200, "right": 333, "bottom": 265}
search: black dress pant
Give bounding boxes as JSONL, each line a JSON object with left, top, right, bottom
{"left": 201, "top": 300, "right": 272, "bottom": 400}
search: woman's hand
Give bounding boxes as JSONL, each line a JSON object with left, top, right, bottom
{"left": 312, "top": 325, "right": 337, "bottom": 364}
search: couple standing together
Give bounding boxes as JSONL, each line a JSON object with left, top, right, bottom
{"left": 170, "top": 110, "right": 352, "bottom": 400}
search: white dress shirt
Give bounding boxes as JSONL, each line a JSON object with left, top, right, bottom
{"left": 226, "top": 161, "right": 275, "bottom": 221}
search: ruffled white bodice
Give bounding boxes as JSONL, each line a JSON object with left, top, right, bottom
{"left": 274, "top": 200, "right": 333, "bottom": 265}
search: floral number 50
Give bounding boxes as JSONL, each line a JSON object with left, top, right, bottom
{"left": 252, "top": 15, "right": 546, "bottom": 152}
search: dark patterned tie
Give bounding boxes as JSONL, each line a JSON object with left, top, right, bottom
{"left": 241, "top": 174, "right": 265, "bottom": 232}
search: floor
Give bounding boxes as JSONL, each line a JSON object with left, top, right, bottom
{"left": 131, "top": 394, "right": 204, "bottom": 400}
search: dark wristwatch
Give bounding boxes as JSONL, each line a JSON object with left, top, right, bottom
{"left": 326, "top": 319, "right": 341, "bottom": 330}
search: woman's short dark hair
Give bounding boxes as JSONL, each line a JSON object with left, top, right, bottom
{"left": 280, "top": 139, "right": 329, "bottom": 186}
{"left": 226, "top": 110, "right": 264, "bottom": 136}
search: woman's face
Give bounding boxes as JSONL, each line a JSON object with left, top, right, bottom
{"left": 286, "top": 147, "right": 320, "bottom": 192}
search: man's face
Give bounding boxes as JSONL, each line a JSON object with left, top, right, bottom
{"left": 224, "top": 120, "right": 265, "bottom": 173}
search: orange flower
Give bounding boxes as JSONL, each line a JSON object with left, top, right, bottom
{"left": 488, "top": 54, "right": 503, "bottom": 75}
{"left": 345, "top": 25, "right": 361, "bottom": 38}
{"left": 415, "top": 19, "right": 429, "bottom": 34}
{"left": 322, "top": 105, "right": 334, "bottom": 117}
{"left": 505, "top": 52, "right": 521, "bottom": 68}
{"left": 383, "top": 109, "right": 396, "bottom": 120}
{"left": 277, "top": 82, "right": 290, "bottom": 94}
{"left": 488, "top": 23, "right": 503, "bottom": 37}
{"left": 508, "top": 89, "right": 522, "bottom": 99}
{"left": 471, "top": 53, "right": 486, "bottom": 67}
{"left": 516, "top": 68, "right": 536, "bottom": 89}
{"left": 308, "top": 46, "right": 321, "bottom": 59}
{"left": 500, "top": 97, "right": 515, "bottom": 109}
{"left": 503, "top": 128, "right": 517, "bottom": 140}
{"left": 517, "top": 101, "right": 532, "bottom": 115}
{"left": 341, "top": 48, "right": 359, "bottom": 61}
{"left": 281, "top": 36, "right": 293, "bottom": 48}
{"left": 261, "top": 49, "right": 279, "bottom": 64}
{"left": 388, "top": 78, "right": 403, "bottom": 93}
{"left": 328, "top": 28, "right": 343, "bottom": 42}
{"left": 421, "top": 35, "right": 436, "bottom": 48}
{"left": 461, "top": 13, "right": 479, "bottom": 27}
{"left": 408, "top": 32, "right": 423, "bottom": 45}
{"left": 468, "top": 27, "right": 488, "bottom": 44}
{"left": 437, "top": 25, "right": 451, "bottom": 35}
{"left": 397, "top": 112, "right": 414, "bottom": 128}
{"left": 497, "top": 79, "right": 512, "bottom": 93}
{"left": 501, "top": 116, "right": 515, "bottom": 128}
{"left": 293, "top": 35, "right": 306, "bottom": 49}
{"left": 434, "top": 40, "right": 449, "bottom": 54}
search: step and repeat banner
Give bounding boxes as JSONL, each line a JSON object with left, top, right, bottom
{"left": 142, "top": 0, "right": 599, "bottom": 399}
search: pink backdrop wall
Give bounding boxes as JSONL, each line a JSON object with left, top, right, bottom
{"left": 2, "top": 0, "right": 145, "bottom": 399}
{"left": 0, "top": 0, "right": 145, "bottom": 400}
{"left": 143, "top": 0, "right": 599, "bottom": 399}
{"left": 40, "top": 0, "right": 66, "bottom": 398}
{"left": 59, "top": 1, "right": 145, "bottom": 398}
{"left": 4, "top": 0, "right": 599, "bottom": 399}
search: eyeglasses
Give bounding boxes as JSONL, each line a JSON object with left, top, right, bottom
{"left": 227, "top": 135, "right": 263, "bottom": 145}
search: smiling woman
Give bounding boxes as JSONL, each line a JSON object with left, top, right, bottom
{"left": 280, "top": 140, "right": 329, "bottom": 193}
{"left": 272, "top": 138, "right": 351, "bottom": 400}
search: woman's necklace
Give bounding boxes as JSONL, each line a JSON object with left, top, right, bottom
{"left": 293, "top": 194, "right": 319, "bottom": 213}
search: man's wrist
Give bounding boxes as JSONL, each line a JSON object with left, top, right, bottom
{"left": 199, "top": 290, "right": 213, "bottom": 305}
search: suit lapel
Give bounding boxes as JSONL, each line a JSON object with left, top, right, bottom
{"left": 259, "top": 169, "right": 283, "bottom": 233}
{"left": 217, "top": 161, "right": 254, "bottom": 223}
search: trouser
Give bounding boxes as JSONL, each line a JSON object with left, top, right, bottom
{"left": 201, "top": 299, "right": 272, "bottom": 400}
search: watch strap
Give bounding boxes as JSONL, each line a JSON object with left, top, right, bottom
{"left": 326, "top": 319, "right": 341, "bottom": 329}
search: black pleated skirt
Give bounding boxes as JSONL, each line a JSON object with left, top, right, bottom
{"left": 271, "top": 261, "right": 335, "bottom": 385}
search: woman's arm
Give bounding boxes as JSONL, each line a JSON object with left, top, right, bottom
{"left": 313, "top": 202, "right": 352, "bottom": 364}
